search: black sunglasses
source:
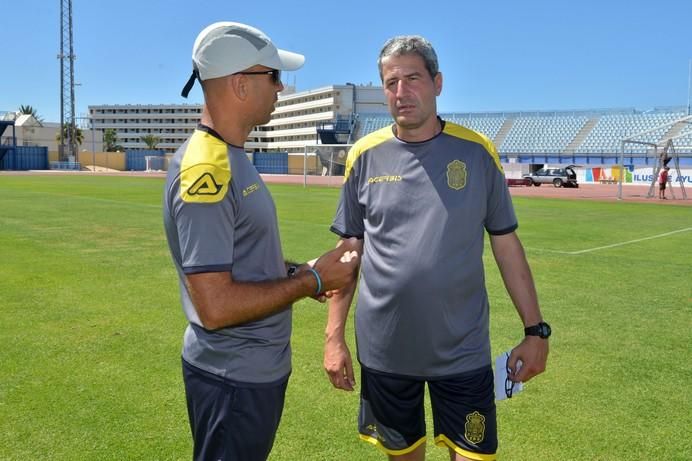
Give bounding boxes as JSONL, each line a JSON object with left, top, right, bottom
{"left": 234, "top": 69, "right": 281, "bottom": 84}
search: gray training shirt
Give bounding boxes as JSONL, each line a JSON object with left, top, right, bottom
{"left": 164, "top": 125, "right": 291, "bottom": 385}
{"left": 331, "top": 120, "right": 517, "bottom": 378}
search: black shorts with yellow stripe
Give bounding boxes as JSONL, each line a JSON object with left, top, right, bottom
{"left": 358, "top": 365, "right": 497, "bottom": 461}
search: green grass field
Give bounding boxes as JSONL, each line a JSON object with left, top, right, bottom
{"left": 1, "top": 175, "right": 690, "bottom": 460}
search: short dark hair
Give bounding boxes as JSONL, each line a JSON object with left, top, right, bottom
{"left": 377, "top": 35, "right": 439, "bottom": 81}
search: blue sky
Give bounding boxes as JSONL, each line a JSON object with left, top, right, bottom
{"left": 2, "top": 0, "right": 691, "bottom": 122}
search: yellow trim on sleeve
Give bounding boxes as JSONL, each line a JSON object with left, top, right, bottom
{"left": 359, "top": 434, "right": 427, "bottom": 456}
{"left": 435, "top": 434, "right": 496, "bottom": 461}
{"left": 344, "top": 125, "right": 395, "bottom": 182}
{"left": 180, "top": 130, "right": 231, "bottom": 203}
{"left": 443, "top": 122, "right": 504, "bottom": 174}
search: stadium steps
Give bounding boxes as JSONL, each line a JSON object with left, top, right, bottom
{"left": 346, "top": 114, "right": 358, "bottom": 144}
{"left": 316, "top": 115, "right": 355, "bottom": 145}
{"left": 494, "top": 118, "right": 515, "bottom": 149}
{"left": 660, "top": 117, "right": 691, "bottom": 145}
{"left": 566, "top": 117, "right": 599, "bottom": 153}
{"left": 351, "top": 119, "right": 362, "bottom": 140}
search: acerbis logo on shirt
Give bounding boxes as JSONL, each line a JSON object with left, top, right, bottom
{"left": 180, "top": 163, "right": 229, "bottom": 203}
{"left": 188, "top": 172, "right": 223, "bottom": 196}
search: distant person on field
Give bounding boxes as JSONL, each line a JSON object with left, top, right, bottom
{"left": 163, "top": 21, "right": 359, "bottom": 461}
{"left": 658, "top": 166, "right": 670, "bottom": 199}
{"left": 323, "top": 35, "right": 549, "bottom": 461}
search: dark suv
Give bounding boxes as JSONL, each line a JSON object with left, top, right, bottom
{"left": 523, "top": 165, "right": 579, "bottom": 188}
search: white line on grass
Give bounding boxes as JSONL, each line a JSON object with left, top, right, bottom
{"left": 526, "top": 227, "right": 692, "bottom": 255}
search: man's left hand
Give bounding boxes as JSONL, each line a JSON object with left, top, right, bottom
{"left": 507, "top": 336, "right": 549, "bottom": 383}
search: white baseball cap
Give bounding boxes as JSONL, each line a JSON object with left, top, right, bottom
{"left": 181, "top": 21, "right": 305, "bottom": 97}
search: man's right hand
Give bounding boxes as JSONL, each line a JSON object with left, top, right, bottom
{"left": 324, "top": 336, "right": 356, "bottom": 391}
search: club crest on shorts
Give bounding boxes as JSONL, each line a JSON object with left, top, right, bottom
{"left": 446, "top": 160, "right": 467, "bottom": 190}
{"left": 464, "top": 411, "right": 486, "bottom": 444}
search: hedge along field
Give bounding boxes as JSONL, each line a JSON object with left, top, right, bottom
{"left": 0, "top": 175, "right": 690, "bottom": 460}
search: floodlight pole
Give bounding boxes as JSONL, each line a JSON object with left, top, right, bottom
{"left": 59, "top": 0, "right": 77, "bottom": 162}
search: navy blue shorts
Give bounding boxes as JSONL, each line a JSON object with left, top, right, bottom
{"left": 359, "top": 365, "right": 497, "bottom": 460}
{"left": 182, "top": 359, "right": 289, "bottom": 461}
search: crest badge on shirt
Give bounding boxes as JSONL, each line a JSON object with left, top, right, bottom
{"left": 446, "top": 159, "right": 467, "bottom": 190}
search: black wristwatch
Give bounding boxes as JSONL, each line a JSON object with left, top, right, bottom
{"left": 524, "top": 322, "right": 551, "bottom": 339}
{"left": 287, "top": 265, "right": 299, "bottom": 278}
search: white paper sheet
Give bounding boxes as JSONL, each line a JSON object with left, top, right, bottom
{"left": 495, "top": 350, "right": 523, "bottom": 401}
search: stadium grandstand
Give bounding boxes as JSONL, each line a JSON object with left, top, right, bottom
{"left": 3, "top": 84, "right": 691, "bottom": 188}
{"left": 355, "top": 107, "right": 692, "bottom": 155}
{"left": 86, "top": 84, "right": 692, "bottom": 159}
{"left": 354, "top": 108, "right": 691, "bottom": 194}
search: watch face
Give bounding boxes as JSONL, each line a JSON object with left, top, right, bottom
{"left": 540, "top": 323, "right": 551, "bottom": 338}
{"left": 525, "top": 322, "right": 551, "bottom": 338}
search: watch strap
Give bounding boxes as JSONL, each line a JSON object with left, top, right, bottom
{"left": 524, "top": 321, "right": 551, "bottom": 338}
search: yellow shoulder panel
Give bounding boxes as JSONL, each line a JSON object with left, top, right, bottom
{"left": 344, "top": 125, "right": 395, "bottom": 181}
{"left": 180, "top": 130, "right": 232, "bottom": 203}
{"left": 443, "top": 122, "right": 504, "bottom": 174}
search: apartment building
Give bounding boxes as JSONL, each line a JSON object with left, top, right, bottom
{"left": 89, "top": 84, "right": 387, "bottom": 154}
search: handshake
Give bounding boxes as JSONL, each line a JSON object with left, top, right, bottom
{"left": 291, "top": 237, "right": 361, "bottom": 301}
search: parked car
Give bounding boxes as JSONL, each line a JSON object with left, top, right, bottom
{"left": 523, "top": 165, "right": 579, "bottom": 188}
{"left": 506, "top": 177, "right": 532, "bottom": 187}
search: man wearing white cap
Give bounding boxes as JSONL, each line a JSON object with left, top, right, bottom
{"left": 164, "top": 22, "right": 359, "bottom": 460}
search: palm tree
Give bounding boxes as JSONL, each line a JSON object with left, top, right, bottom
{"left": 55, "top": 123, "right": 84, "bottom": 146}
{"left": 141, "top": 134, "right": 161, "bottom": 149}
{"left": 103, "top": 128, "right": 123, "bottom": 152}
{"left": 17, "top": 105, "right": 44, "bottom": 126}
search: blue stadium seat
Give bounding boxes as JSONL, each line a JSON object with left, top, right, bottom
{"left": 578, "top": 111, "right": 685, "bottom": 153}
{"left": 500, "top": 114, "right": 587, "bottom": 153}
{"left": 356, "top": 109, "right": 691, "bottom": 157}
